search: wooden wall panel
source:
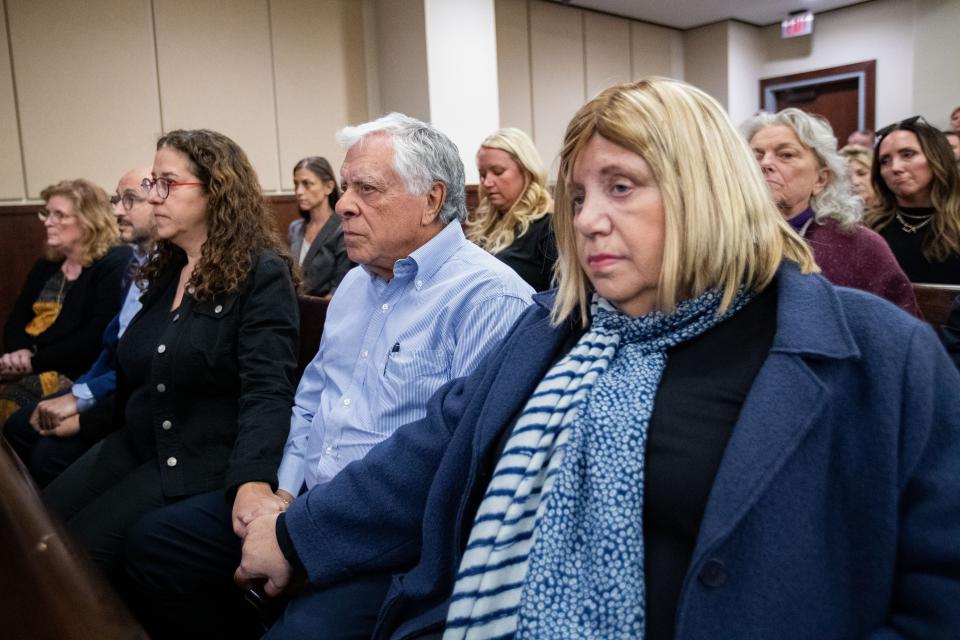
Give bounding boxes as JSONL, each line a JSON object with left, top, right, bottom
{"left": 153, "top": 0, "right": 281, "bottom": 192}
{"left": 6, "top": 0, "right": 161, "bottom": 198}
{"left": 584, "top": 11, "right": 631, "bottom": 99}
{"left": 529, "top": 1, "right": 585, "bottom": 178}
{"left": 0, "top": 205, "right": 45, "bottom": 352}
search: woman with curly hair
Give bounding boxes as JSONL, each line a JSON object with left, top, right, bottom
{"left": 742, "top": 109, "right": 919, "bottom": 316}
{"left": 43, "top": 130, "right": 300, "bottom": 598}
{"left": 0, "top": 179, "right": 128, "bottom": 427}
{"left": 468, "top": 128, "right": 557, "bottom": 291}
{"left": 865, "top": 116, "right": 960, "bottom": 284}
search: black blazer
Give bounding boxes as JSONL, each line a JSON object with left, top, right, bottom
{"left": 116, "top": 250, "right": 299, "bottom": 498}
{"left": 492, "top": 214, "right": 557, "bottom": 292}
{"left": 3, "top": 245, "right": 131, "bottom": 379}
{"left": 288, "top": 216, "right": 354, "bottom": 297}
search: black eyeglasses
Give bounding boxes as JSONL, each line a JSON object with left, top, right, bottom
{"left": 876, "top": 115, "right": 930, "bottom": 140}
{"left": 110, "top": 191, "right": 148, "bottom": 211}
{"left": 141, "top": 177, "right": 204, "bottom": 200}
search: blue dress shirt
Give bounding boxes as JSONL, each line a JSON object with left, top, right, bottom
{"left": 71, "top": 247, "right": 148, "bottom": 410}
{"left": 277, "top": 221, "right": 534, "bottom": 494}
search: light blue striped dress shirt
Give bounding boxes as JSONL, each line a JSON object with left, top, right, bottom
{"left": 277, "top": 221, "right": 535, "bottom": 494}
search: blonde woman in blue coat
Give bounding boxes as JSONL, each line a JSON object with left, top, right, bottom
{"left": 237, "top": 78, "right": 960, "bottom": 640}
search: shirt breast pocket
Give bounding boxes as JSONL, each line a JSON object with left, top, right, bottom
{"left": 379, "top": 349, "right": 450, "bottom": 410}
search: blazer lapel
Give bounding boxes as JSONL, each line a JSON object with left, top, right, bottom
{"left": 302, "top": 215, "right": 341, "bottom": 267}
{"left": 690, "top": 352, "right": 827, "bottom": 563}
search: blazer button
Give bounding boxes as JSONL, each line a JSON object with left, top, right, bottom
{"left": 214, "top": 304, "right": 223, "bottom": 314}
{"left": 698, "top": 559, "right": 727, "bottom": 588}
{"left": 172, "top": 313, "right": 180, "bottom": 323}
{"left": 161, "top": 420, "right": 172, "bottom": 430}
{"left": 156, "top": 383, "right": 166, "bottom": 393}
{"left": 166, "top": 456, "right": 178, "bottom": 467}
{"left": 157, "top": 344, "right": 166, "bottom": 354}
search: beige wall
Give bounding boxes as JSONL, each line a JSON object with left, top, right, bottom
{"left": 683, "top": 22, "right": 729, "bottom": 110}
{"left": 912, "top": 0, "right": 960, "bottom": 129}
{"left": 495, "top": 0, "right": 683, "bottom": 177}
{"left": 373, "top": 0, "right": 429, "bottom": 122}
{"left": 755, "top": 0, "right": 915, "bottom": 128}
{"left": 0, "top": 0, "right": 25, "bottom": 200}
{"left": 0, "top": 0, "right": 368, "bottom": 201}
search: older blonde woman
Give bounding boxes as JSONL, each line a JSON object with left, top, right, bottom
{"left": 468, "top": 128, "right": 556, "bottom": 290}
{"left": 742, "top": 109, "right": 919, "bottom": 316}
{"left": 1, "top": 179, "right": 128, "bottom": 427}
{"left": 236, "top": 79, "right": 960, "bottom": 640}
{"left": 839, "top": 143, "right": 881, "bottom": 210}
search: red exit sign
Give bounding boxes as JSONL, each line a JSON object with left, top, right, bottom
{"left": 782, "top": 11, "right": 814, "bottom": 38}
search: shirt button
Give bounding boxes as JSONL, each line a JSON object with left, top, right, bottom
{"left": 214, "top": 304, "right": 223, "bottom": 314}
{"left": 343, "top": 398, "right": 351, "bottom": 406}
{"left": 324, "top": 446, "right": 333, "bottom": 454}
{"left": 415, "top": 280, "right": 423, "bottom": 289}
{"left": 156, "top": 383, "right": 166, "bottom": 393}
{"left": 157, "top": 344, "right": 166, "bottom": 354}
{"left": 361, "top": 350, "right": 368, "bottom": 359}
{"left": 166, "top": 456, "right": 177, "bottom": 467}
{"left": 381, "top": 303, "right": 389, "bottom": 311}
{"left": 161, "top": 420, "right": 172, "bottom": 430}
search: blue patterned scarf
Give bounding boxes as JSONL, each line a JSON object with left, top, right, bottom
{"left": 444, "top": 287, "right": 754, "bottom": 640}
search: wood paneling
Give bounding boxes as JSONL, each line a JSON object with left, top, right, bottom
{"left": 914, "top": 283, "right": 960, "bottom": 333}
{"left": 0, "top": 204, "right": 45, "bottom": 352}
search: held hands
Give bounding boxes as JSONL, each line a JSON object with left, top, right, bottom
{"left": 234, "top": 512, "right": 293, "bottom": 597}
{"left": 32, "top": 394, "right": 80, "bottom": 431}
{"left": 29, "top": 413, "right": 80, "bottom": 437}
{"left": 232, "top": 481, "right": 292, "bottom": 538}
{"left": 0, "top": 349, "right": 33, "bottom": 379}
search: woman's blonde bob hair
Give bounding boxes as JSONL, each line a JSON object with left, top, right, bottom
{"left": 467, "top": 127, "right": 551, "bottom": 254}
{"left": 551, "top": 77, "right": 816, "bottom": 326}
{"left": 40, "top": 179, "right": 119, "bottom": 266}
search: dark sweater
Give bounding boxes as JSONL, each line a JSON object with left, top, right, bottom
{"left": 876, "top": 208, "right": 960, "bottom": 284}
{"left": 492, "top": 215, "right": 557, "bottom": 292}
{"left": 3, "top": 245, "right": 131, "bottom": 379}
{"left": 805, "top": 220, "right": 921, "bottom": 316}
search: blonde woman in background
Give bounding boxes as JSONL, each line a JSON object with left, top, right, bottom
{"left": 0, "top": 179, "right": 128, "bottom": 428}
{"left": 468, "top": 128, "right": 557, "bottom": 291}
{"left": 839, "top": 144, "right": 881, "bottom": 211}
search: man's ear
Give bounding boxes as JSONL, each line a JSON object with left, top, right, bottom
{"left": 421, "top": 181, "right": 447, "bottom": 226}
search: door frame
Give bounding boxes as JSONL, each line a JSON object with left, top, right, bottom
{"left": 759, "top": 60, "right": 876, "bottom": 130}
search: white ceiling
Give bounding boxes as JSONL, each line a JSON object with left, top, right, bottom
{"left": 558, "top": 0, "right": 871, "bottom": 30}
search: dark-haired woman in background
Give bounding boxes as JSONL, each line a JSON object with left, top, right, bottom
{"left": 468, "top": 128, "right": 556, "bottom": 291}
{"left": 1, "top": 179, "right": 128, "bottom": 428}
{"left": 866, "top": 117, "right": 960, "bottom": 284}
{"left": 44, "top": 129, "right": 299, "bottom": 603}
{"left": 288, "top": 156, "right": 352, "bottom": 297}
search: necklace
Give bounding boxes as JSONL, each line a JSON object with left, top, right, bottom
{"left": 895, "top": 211, "right": 933, "bottom": 233}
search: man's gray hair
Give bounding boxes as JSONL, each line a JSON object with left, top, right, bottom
{"left": 741, "top": 108, "right": 863, "bottom": 230}
{"left": 336, "top": 113, "right": 467, "bottom": 224}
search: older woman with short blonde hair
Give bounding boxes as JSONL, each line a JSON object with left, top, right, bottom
{"left": 234, "top": 78, "right": 960, "bottom": 640}
{"left": 1, "top": 179, "right": 128, "bottom": 428}
{"left": 742, "top": 108, "right": 919, "bottom": 315}
{"left": 468, "top": 127, "right": 556, "bottom": 290}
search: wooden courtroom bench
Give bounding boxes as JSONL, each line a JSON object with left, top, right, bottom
{"left": 913, "top": 283, "right": 960, "bottom": 333}
{"left": 297, "top": 295, "right": 329, "bottom": 378}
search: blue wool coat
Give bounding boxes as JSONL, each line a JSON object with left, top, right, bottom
{"left": 284, "top": 263, "right": 960, "bottom": 639}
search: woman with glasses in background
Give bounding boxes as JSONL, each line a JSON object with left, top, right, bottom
{"left": 866, "top": 116, "right": 960, "bottom": 284}
{"left": 44, "top": 130, "right": 300, "bottom": 620}
{"left": 0, "top": 179, "right": 128, "bottom": 428}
